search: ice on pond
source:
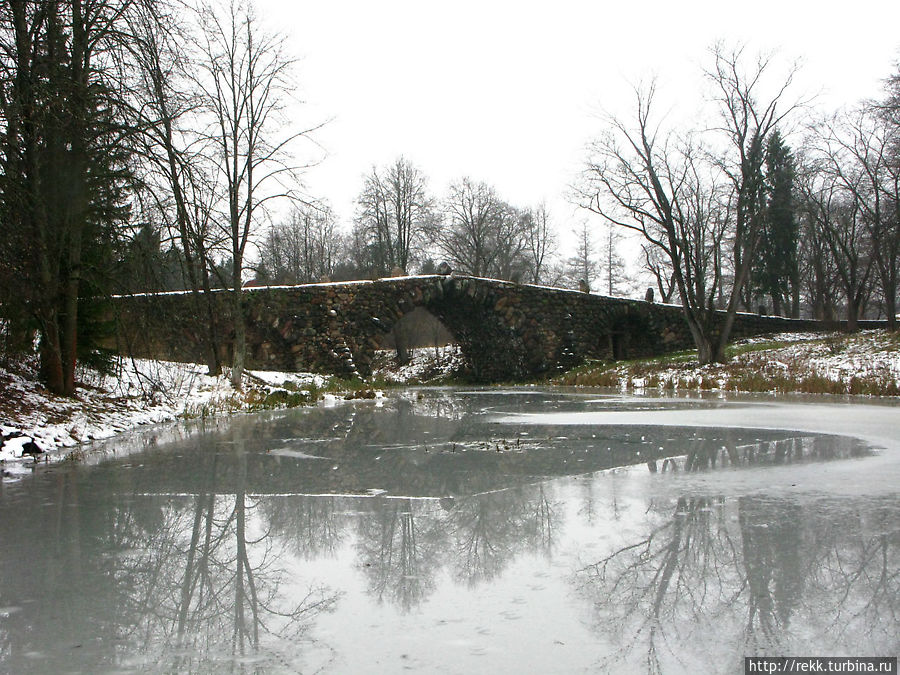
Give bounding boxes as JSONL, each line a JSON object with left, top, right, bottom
{"left": 0, "top": 388, "right": 897, "bottom": 674}
{"left": 267, "top": 447, "right": 328, "bottom": 459}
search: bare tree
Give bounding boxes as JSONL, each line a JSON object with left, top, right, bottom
{"left": 799, "top": 164, "right": 874, "bottom": 329}
{"left": 258, "top": 202, "right": 338, "bottom": 283}
{"left": 580, "top": 46, "right": 804, "bottom": 363}
{"left": 705, "top": 43, "right": 806, "bottom": 339}
{"left": 795, "top": 157, "right": 842, "bottom": 321}
{"left": 355, "top": 156, "right": 434, "bottom": 276}
{"left": 641, "top": 243, "right": 679, "bottom": 303}
{"left": 817, "top": 107, "right": 899, "bottom": 329}
{"left": 522, "top": 202, "right": 557, "bottom": 284}
{"left": 436, "top": 177, "right": 526, "bottom": 280}
{"left": 194, "top": 0, "right": 311, "bottom": 386}
{"left": 128, "top": 0, "right": 225, "bottom": 374}
{"left": 580, "top": 83, "right": 733, "bottom": 363}
{"left": 878, "top": 64, "right": 900, "bottom": 125}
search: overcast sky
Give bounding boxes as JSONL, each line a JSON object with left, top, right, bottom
{"left": 255, "top": 0, "right": 900, "bottom": 250}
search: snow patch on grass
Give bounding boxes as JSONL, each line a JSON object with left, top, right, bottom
{"left": 0, "top": 355, "right": 333, "bottom": 469}
{"left": 559, "top": 330, "right": 900, "bottom": 397}
{"left": 371, "top": 345, "right": 467, "bottom": 384}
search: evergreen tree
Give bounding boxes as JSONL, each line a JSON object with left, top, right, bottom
{"left": 0, "top": 0, "right": 135, "bottom": 394}
{"left": 753, "top": 131, "right": 799, "bottom": 316}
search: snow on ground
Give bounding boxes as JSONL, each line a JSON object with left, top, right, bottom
{"left": 371, "top": 345, "right": 467, "bottom": 384}
{"left": 0, "top": 344, "right": 463, "bottom": 472}
{"left": 800, "top": 331, "right": 900, "bottom": 382}
{"left": 0, "top": 354, "right": 333, "bottom": 471}
{"left": 2, "top": 331, "right": 897, "bottom": 475}
{"left": 618, "top": 330, "right": 900, "bottom": 394}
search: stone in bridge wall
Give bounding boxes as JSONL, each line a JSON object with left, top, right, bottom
{"left": 112, "top": 276, "right": 842, "bottom": 383}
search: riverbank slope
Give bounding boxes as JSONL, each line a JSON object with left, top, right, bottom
{"left": 0, "top": 356, "right": 335, "bottom": 470}
{"left": 2, "top": 330, "right": 898, "bottom": 473}
{"left": 556, "top": 330, "right": 900, "bottom": 396}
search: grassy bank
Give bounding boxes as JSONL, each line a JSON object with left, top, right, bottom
{"left": 554, "top": 330, "right": 900, "bottom": 397}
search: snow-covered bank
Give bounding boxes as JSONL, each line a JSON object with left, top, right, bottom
{"left": 0, "top": 355, "right": 333, "bottom": 471}
{"left": 371, "top": 345, "right": 467, "bottom": 383}
{"left": 0, "top": 346, "right": 464, "bottom": 474}
{"left": 559, "top": 330, "right": 900, "bottom": 396}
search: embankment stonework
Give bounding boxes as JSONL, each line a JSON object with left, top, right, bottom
{"left": 112, "top": 275, "right": 854, "bottom": 382}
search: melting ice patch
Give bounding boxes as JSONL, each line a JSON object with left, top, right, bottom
{"left": 267, "top": 447, "right": 328, "bottom": 460}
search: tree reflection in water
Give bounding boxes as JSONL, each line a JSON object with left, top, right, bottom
{"left": 1, "top": 399, "right": 896, "bottom": 674}
{"left": 126, "top": 440, "right": 338, "bottom": 672}
{"left": 351, "top": 486, "right": 561, "bottom": 609}
{"left": 356, "top": 498, "right": 443, "bottom": 610}
{"left": 577, "top": 435, "right": 900, "bottom": 674}
{"left": 447, "top": 484, "right": 561, "bottom": 586}
{"left": 57, "top": 441, "right": 337, "bottom": 672}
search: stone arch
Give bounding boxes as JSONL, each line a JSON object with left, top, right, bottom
{"left": 342, "top": 276, "right": 547, "bottom": 382}
{"left": 424, "top": 277, "right": 554, "bottom": 381}
{"left": 597, "top": 305, "right": 658, "bottom": 362}
{"left": 375, "top": 306, "right": 456, "bottom": 364}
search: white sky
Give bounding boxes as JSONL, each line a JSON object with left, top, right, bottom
{"left": 254, "top": 0, "right": 900, "bottom": 255}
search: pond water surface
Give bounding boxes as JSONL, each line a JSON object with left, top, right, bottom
{"left": 0, "top": 389, "right": 898, "bottom": 674}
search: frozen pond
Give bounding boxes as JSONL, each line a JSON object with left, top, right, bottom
{"left": 0, "top": 389, "right": 898, "bottom": 673}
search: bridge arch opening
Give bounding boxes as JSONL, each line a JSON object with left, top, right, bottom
{"left": 372, "top": 306, "right": 465, "bottom": 377}
{"left": 601, "top": 310, "right": 657, "bottom": 362}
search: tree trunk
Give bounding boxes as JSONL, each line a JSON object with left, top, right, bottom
{"left": 714, "top": 302, "right": 741, "bottom": 364}
{"left": 683, "top": 309, "right": 716, "bottom": 365}
{"left": 60, "top": 253, "right": 81, "bottom": 396}
{"left": 201, "top": 263, "right": 222, "bottom": 376}
{"left": 790, "top": 272, "right": 801, "bottom": 319}
{"left": 61, "top": 169, "right": 86, "bottom": 396}
{"left": 39, "top": 316, "right": 65, "bottom": 395}
{"left": 231, "top": 286, "right": 244, "bottom": 388}
{"left": 845, "top": 296, "right": 859, "bottom": 332}
{"left": 771, "top": 293, "right": 782, "bottom": 317}
{"left": 884, "top": 286, "right": 897, "bottom": 332}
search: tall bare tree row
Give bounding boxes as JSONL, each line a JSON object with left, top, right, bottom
{"left": 257, "top": 203, "right": 338, "bottom": 284}
{"left": 580, "top": 44, "right": 899, "bottom": 364}
{"left": 811, "top": 104, "right": 900, "bottom": 330}
{"left": 325, "top": 162, "right": 559, "bottom": 284}
{"left": 0, "top": 0, "right": 316, "bottom": 391}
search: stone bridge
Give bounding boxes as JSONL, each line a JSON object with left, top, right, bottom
{"left": 114, "top": 275, "right": 829, "bottom": 382}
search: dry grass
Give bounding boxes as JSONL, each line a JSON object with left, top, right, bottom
{"left": 553, "top": 330, "right": 900, "bottom": 397}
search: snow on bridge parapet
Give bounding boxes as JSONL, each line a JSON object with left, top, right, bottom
{"left": 111, "top": 275, "right": 839, "bottom": 382}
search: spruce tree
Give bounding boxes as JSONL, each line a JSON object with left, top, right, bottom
{"left": 753, "top": 131, "right": 799, "bottom": 316}
{"left": 0, "top": 0, "right": 134, "bottom": 394}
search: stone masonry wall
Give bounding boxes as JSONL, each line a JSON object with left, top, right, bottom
{"left": 112, "top": 275, "right": 859, "bottom": 382}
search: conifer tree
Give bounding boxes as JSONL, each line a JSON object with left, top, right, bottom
{"left": 753, "top": 131, "right": 799, "bottom": 316}
{"left": 0, "top": 0, "right": 134, "bottom": 394}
